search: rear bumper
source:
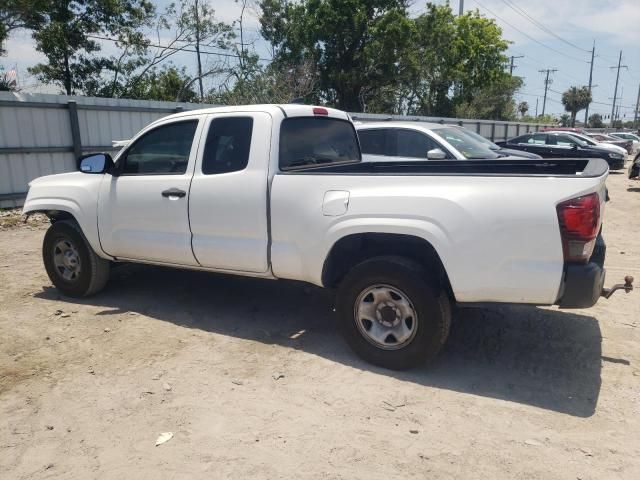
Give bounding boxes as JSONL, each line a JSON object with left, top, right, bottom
{"left": 555, "top": 235, "right": 606, "bottom": 309}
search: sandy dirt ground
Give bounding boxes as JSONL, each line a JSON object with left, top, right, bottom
{"left": 1, "top": 164, "right": 639, "bottom": 480}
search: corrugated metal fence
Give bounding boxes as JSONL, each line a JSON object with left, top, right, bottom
{"left": 0, "top": 92, "right": 552, "bottom": 208}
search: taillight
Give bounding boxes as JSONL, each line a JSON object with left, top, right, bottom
{"left": 556, "top": 193, "right": 600, "bottom": 263}
{"left": 313, "top": 107, "right": 328, "bottom": 115}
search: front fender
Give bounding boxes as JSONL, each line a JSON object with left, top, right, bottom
{"left": 22, "top": 172, "right": 110, "bottom": 259}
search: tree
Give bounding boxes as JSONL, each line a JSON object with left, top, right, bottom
{"left": 588, "top": 113, "right": 604, "bottom": 128}
{"left": 260, "top": 0, "right": 414, "bottom": 111}
{"left": 561, "top": 86, "right": 592, "bottom": 127}
{"left": 560, "top": 113, "right": 571, "bottom": 127}
{"left": 0, "top": 0, "right": 46, "bottom": 55}
{"left": 28, "top": 0, "right": 155, "bottom": 95}
{"left": 454, "top": 75, "right": 522, "bottom": 120}
{"left": 518, "top": 101, "right": 529, "bottom": 117}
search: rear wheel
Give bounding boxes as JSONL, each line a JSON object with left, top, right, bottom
{"left": 43, "top": 221, "right": 110, "bottom": 297}
{"left": 336, "top": 256, "right": 451, "bottom": 370}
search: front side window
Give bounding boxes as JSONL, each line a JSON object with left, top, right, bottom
{"left": 394, "top": 130, "right": 441, "bottom": 158}
{"left": 202, "top": 117, "right": 253, "bottom": 174}
{"left": 279, "top": 117, "right": 361, "bottom": 170}
{"left": 552, "top": 134, "right": 583, "bottom": 146}
{"left": 358, "top": 129, "right": 388, "bottom": 155}
{"left": 527, "top": 133, "right": 547, "bottom": 145}
{"left": 122, "top": 120, "right": 198, "bottom": 175}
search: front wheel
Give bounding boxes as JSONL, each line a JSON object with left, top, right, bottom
{"left": 42, "top": 221, "right": 110, "bottom": 297}
{"left": 335, "top": 256, "right": 451, "bottom": 370}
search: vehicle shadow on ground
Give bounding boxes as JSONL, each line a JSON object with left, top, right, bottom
{"left": 627, "top": 187, "right": 640, "bottom": 192}
{"left": 37, "top": 264, "right": 602, "bottom": 418}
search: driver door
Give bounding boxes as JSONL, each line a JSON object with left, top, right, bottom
{"left": 98, "top": 118, "right": 203, "bottom": 266}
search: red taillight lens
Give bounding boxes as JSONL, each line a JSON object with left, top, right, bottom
{"left": 556, "top": 193, "right": 600, "bottom": 263}
{"left": 313, "top": 107, "right": 328, "bottom": 115}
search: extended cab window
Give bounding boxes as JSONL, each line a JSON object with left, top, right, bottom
{"left": 122, "top": 120, "right": 198, "bottom": 175}
{"left": 202, "top": 117, "right": 253, "bottom": 174}
{"left": 358, "top": 129, "right": 388, "bottom": 155}
{"left": 279, "top": 117, "right": 361, "bottom": 170}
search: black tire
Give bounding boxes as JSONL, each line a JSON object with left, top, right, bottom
{"left": 42, "top": 220, "right": 110, "bottom": 297}
{"left": 335, "top": 256, "right": 451, "bottom": 370}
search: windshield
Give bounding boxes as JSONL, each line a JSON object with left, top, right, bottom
{"left": 280, "top": 117, "right": 361, "bottom": 170}
{"left": 571, "top": 134, "right": 596, "bottom": 146}
{"left": 432, "top": 127, "right": 500, "bottom": 159}
{"left": 462, "top": 129, "right": 500, "bottom": 150}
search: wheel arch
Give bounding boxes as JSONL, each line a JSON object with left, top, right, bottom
{"left": 321, "top": 232, "right": 455, "bottom": 301}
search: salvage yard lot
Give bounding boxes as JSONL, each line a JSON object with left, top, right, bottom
{"left": 1, "top": 167, "right": 639, "bottom": 479}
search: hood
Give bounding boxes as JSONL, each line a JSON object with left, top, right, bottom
{"left": 586, "top": 144, "right": 624, "bottom": 156}
{"left": 28, "top": 171, "right": 86, "bottom": 188}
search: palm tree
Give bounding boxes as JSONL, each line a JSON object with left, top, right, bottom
{"left": 561, "top": 86, "right": 592, "bottom": 127}
{"left": 518, "top": 101, "right": 529, "bottom": 117}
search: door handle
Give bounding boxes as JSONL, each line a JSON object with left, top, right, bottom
{"left": 161, "top": 188, "right": 186, "bottom": 198}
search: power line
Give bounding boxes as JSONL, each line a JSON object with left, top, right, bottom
{"left": 499, "top": 0, "right": 590, "bottom": 53}
{"left": 471, "top": 0, "right": 589, "bottom": 63}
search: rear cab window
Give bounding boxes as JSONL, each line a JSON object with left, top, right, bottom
{"left": 279, "top": 117, "right": 361, "bottom": 170}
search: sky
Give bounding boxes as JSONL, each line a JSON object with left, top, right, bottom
{"left": 2, "top": 0, "right": 639, "bottom": 121}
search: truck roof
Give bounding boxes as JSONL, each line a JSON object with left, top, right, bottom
{"left": 158, "top": 104, "right": 350, "bottom": 123}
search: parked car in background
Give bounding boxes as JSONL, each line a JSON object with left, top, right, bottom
{"left": 585, "top": 133, "right": 633, "bottom": 154}
{"left": 462, "top": 128, "right": 543, "bottom": 159}
{"left": 629, "top": 153, "right": 640, "bottom": 179}
{"left": 496, "top": 132, "right": 625, "bottom": 169}
{"left": 608, "top": 132, "right": 640, "bottom": 154}
{"left": 545, "top": 131, "right": 628, "bottom": 157}
{"left": 356, "top": 122, "right": 540, "bottom": 161}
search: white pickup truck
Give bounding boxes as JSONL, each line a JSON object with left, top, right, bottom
{"left": 23, "top": 104, "right": 633, "bottom": 369}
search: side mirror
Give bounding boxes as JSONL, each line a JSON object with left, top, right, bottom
{"left": 427, "top": 148, "right": 447, "bottom": 160}
{"left": 572, "top": 144, "right": 579, "bottom": 150}
{"left": 78, "top": 153, "right": 112, "bottom": 174}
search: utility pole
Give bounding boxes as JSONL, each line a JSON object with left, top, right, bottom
{"left": 634, "top": 83, "right": 640, "bottom": 128}
{"left": 459, "top": 0, "right": 464, "bottom": 15}
{"left": 535, "top": 98, "right": 539, "bottom": 117}
{"left": 539, "top": 69, "right": 557, "bottom": 117}
{"left": 509, "top": 55, "right": 524, "bottom": 75}
{"left": 609, "top": 50, "right": 627, "bottom": 128}
{"left": 584, "top": 40, "right": 595, "bottom": 125}
{"left": 194, "top": 0, "right": 203, "bottom": 101}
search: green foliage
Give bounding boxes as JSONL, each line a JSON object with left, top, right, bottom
{"left": 588, "top": 113, "right": 604, "bottom": 128}
{"left": 561, "top": 86, "right": 592, "bottom": 127}
{"left": 559, "top": 113, "right": 571, "bottom": 127}
{"left": 86, "top": 64, "right": 198, "bottom": 102}
{"left": 520, "top": 114, "right": 556, "bottom": 124}
{"left": 259, "top": 1, "right": 512, "bottom": 117}
{"left": 27, "top": 0, "right": 155, "bottom": 94}
{"left": 518, "top": 101, "right": 529, "bottom": 117}
{"left": 0, "top": 0, "right": 47, "bottom": 55}
{"left": 454, "top": 75, "right": 522, "bottom": 120}
{"left": 260, "top": 0, "right": 414, "bottom": 111}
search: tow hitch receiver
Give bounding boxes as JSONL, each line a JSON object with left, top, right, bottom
{"left": 601, "top": 276, "right": 634, "bottom": 299}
